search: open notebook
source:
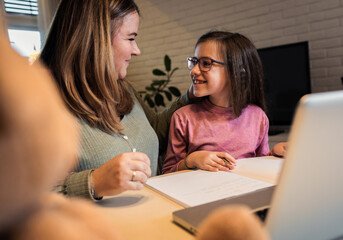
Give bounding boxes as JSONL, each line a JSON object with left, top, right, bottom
{"left": 171, "top": 90, "right": 343, "bottom": 240}
{"left": 145, "top": 156, "right": 282, "bottom": 208}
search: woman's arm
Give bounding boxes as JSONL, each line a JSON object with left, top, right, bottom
{"left": 61, "top": 152, "right": 152, "bottom": 200}
{"left": 61, "top": 170, "right": 91, "bottom": 199}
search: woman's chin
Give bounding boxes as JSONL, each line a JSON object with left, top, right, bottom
{"left": 117, "top": 71, "right": 127, "bottom": 80}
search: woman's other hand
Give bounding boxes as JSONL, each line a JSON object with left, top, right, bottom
{"left": 91, "top": 152, "right": 151, "bottom": 197}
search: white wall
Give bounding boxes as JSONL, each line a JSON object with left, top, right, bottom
{"left": 37, "top": 0, "right": 60, "bottom": 44}
{"left": 128, "top": 0, "right": 343, "bottom": 103}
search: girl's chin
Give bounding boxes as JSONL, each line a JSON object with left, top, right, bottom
{"left": 193, "top": 91, "right": 206, "bottom": 98}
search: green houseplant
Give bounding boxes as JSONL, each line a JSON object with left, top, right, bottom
{"left": 138, "top": 55, "right": 181, "bottom": 112}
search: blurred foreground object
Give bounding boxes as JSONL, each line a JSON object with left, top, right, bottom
{"left": 0, "top": 21, "right": 121, "bottom": 239}
{"left": 196, "top": 206, "right": 270, "bottom": 240}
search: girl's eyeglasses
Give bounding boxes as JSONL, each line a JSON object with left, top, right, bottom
{"left": 187, "top": 57, "right": 225, "bottom": 72}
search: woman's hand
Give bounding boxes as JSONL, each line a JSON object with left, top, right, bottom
{"left": 91, "top": 152, "right": 151, "bottom": 197}
{"left": 185, "top": 151, "right": 236, "bottom": 172}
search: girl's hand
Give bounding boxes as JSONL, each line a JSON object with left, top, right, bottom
{"left": 91, "top": 152, "right": 151, "bottom": 197}
{"left": 270, "top": 142, "right": 287, "bottom": 157}
{"left": 185, "top": 150, "right": 236, "bottom": 172}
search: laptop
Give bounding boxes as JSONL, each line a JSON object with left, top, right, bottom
{"left": 173, "top": 90, "right": 343, "bottom": 240}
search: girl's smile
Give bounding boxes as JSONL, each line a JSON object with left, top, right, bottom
{"left": 192, "top": 76, "right": 207, "bottom": 85}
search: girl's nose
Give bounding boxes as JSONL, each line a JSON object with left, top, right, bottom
{"left": 191, "top": 62, "right": 201, "bottom": 75}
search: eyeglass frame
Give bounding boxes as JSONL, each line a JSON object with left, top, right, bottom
{"left": 187, "top": 56, "right": 225, "bottom": 72}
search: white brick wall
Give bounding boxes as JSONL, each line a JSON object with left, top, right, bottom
{"left": 128, "top": 0, "right": 343, "bottom": 104}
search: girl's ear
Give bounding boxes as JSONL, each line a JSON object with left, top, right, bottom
{"left": 241, "top": 68, "right": 247, "bottom": 79}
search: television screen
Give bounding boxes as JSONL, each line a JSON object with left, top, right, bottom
{"left": 258, "top": 41, "right": 311, "bottom": 134}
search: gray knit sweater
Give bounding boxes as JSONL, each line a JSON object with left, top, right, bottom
{"left": 64, "top": 87, "right": 189, "bottom": 199}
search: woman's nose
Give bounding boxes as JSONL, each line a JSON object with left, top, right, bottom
{"left": 132, "top": 42, "right": 141, "bottom": 56}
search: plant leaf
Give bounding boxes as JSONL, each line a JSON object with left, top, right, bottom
{"left": 144, "top": 94, "right": 150, "bottom": 101}
{"left": 146, "top": 95, "right": 155, "bottom": 108}
{"left": 168, "top": 86, "right": 181, "bottom": 97}
{"left": 152, "top": 80, "right": 166, "bottom": 88}
{"left": 153, "top": 69, "right": 166, "bottom": 76}
{"left": 163, "top": 90, "right": 172, "bottom": 101}
{"left": 155, "top": 93, "right": 165, "bottom": 107}
{"left": 170, "top": 67, "right": 179, "bottom": 77}
{"left": 145, "top": 86, "right": 156, "bottom": 92}
{"left": 164, "top": 55, "right": 171, "bottom": 71}
{"left": 152, "top": 80, "right": 166, "bottom": 85}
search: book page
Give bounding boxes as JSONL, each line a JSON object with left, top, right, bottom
{"left": 232, "top": 156, "right": 284, "bottom": 184}
{"left": 146, "top": 170, "right": 274, "bottom": 207}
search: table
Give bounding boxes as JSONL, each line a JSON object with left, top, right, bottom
{"left": 97, "top": 157, "right": 283, "bottom": 240}
{"left": 97, "top": 186, "right": 194, "bottom": 240}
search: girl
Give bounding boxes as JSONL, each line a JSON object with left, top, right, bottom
{"left": 163, "top": 31, "right": 283, "bottom": 174}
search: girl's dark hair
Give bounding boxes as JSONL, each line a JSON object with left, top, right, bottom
{"left": 196, "top": 31, "right": 266, "bottom": 117}
{"left": 40, "top": 0, "right": 139, "bottom": 133}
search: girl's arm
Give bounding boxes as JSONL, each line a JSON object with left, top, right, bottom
{"left": 162, "top": 113, "right": 188, "bottom": 173}
{"left": 162, "top": 113, "right": 235, "bottom": 173}
{"left": 256, "top": 113, "right": 271, "bottom": 156}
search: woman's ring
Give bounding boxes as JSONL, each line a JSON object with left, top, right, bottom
{"left": 131, "top": 171, "right": 137, "bottom": 181}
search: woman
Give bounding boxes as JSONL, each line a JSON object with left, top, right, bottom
{"left": 40, "top": 0, "right": 193, "bottom": 200}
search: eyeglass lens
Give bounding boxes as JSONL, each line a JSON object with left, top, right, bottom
{"left": 187, "top": 57, "right": 213, "bottom": 72}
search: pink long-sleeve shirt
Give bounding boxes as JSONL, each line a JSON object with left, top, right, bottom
{"left": 162, "top": 99, "right": 270, "bottom": 173}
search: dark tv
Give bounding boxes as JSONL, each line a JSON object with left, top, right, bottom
{"left": 257, "top": 41, "right": 311, "bottom": 135}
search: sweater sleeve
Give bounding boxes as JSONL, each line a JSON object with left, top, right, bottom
{"left": 162, "top": 112, "right": 188, "bottom": 174}
{"left": 133, "top": 88, "right": 190, "bottom": 156}
{"left": 63, "top": 169, "right": 93, "bottom": 200}
{"left": 256, "top": 114, "right": 270, "bottom": 156}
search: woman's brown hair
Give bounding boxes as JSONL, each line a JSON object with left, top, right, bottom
{"left": 196, "top": 31, "right": 266, "bottom": 117}
{"left": 40, "top": 0, "right": 139, "bottom": 133}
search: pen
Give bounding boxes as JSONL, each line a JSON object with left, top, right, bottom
{"left": 221, "top": 157, "right": 236, "bottom": 167}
